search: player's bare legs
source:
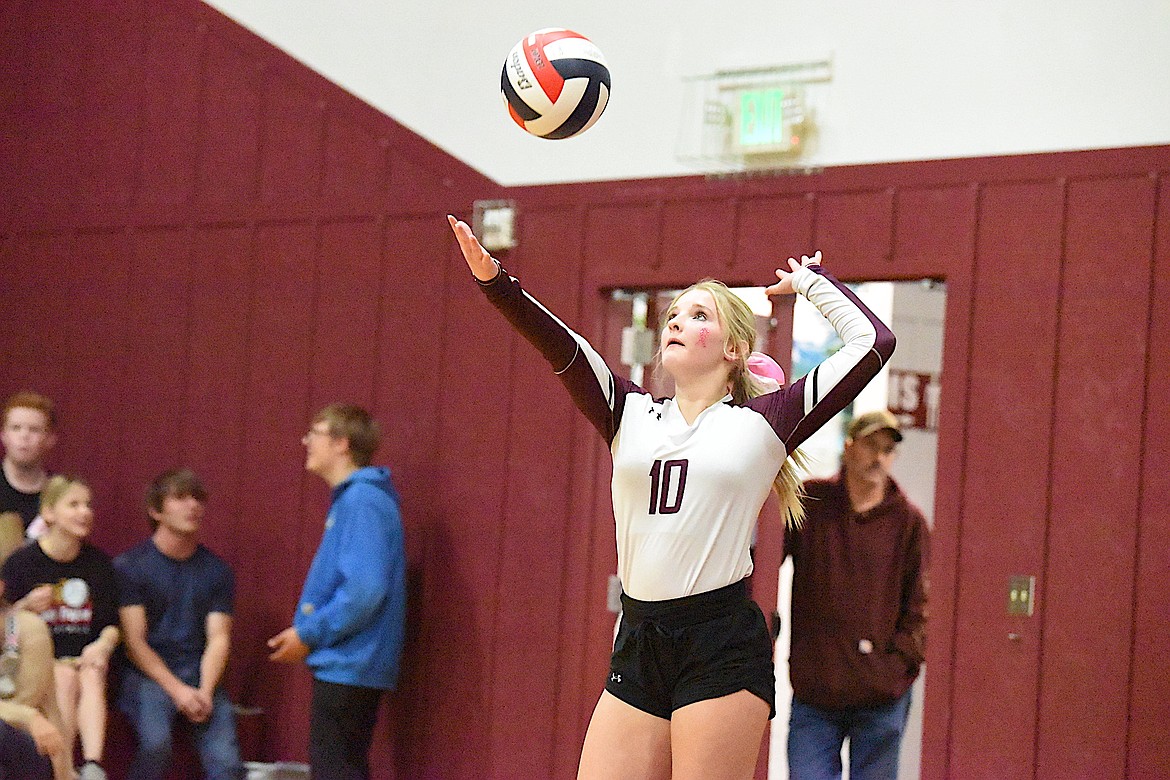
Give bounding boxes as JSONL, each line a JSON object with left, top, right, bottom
{"left": 578, "top": 691, "right": 671, "bottom": 780}
{"left": 670, "top": 690, "right": 770, "bottom": 780}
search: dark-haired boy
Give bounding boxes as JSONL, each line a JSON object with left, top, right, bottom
{"left": 114, "top": 469, "right": 244, "bottom": 780}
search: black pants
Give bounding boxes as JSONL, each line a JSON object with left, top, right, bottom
{"left": 309, "top": 678, "right": 384, "bottom": 780}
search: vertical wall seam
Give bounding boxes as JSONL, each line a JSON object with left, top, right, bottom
{"left": 571, "top": 204, "right": 605, "bottom": 765}
{"left": 118, "top": 224, "right": 136, "bottom": 524}
{"left": 550, "top": 205, "right": 589, "bottom": 774}
{"left": 240, "top": 220, "right": 260, "bottom": 580}
{"left": 178, "top": 224, "right": 196, "bottom": 463}
{"left": 180, "top": 3, "right": 212, "bottom": 465}
{"left": 1122, "top": 172, "right": 1162, "bottom": 776}
{"left": 131, "top": 0, "right": 149, "bottom": 213}
{"left": 809, "top": 190, "right": 819, "bottom": 247}
{"left": 190, "top": 14, "right": 210, "bottom": 215}
{"left": 296, "top": 217, "right": 323, "bottom": 567}
{"left": 316, "top": 101, "right": 329, "bottom": 202}
{"left": 484, "top": 241, "right": 519, "bottom": 777}
{"left": 887, "top": 187, "right": 898, "bottom": 265}
{"left": 255, "top": 65, "right": 270, "bottom": 208}
{"left": 423, "top": 208, "right": 453, "bottom": 772}
{"left": 941, "top": 181, "right": 981, "bottom": 779}
{"left": 728, "top": 194, "right": 743, "bottom": 273}
{"left": 1032, "top": 176, "right": 1070, "bottom": 780}
{"left": 370, "top": 214, "right": 387, "bottom": 417}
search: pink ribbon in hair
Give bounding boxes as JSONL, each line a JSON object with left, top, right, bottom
{"left": 747, "top": 352, "right": 785, "bottom": 392}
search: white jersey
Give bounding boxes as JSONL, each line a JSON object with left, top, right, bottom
{"left": 478, "top": 264, "right": 894, "bottom": 601}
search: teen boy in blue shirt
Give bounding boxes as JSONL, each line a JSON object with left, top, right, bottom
{"left": 268, "top": 403, "right": 406, "bottom": 780}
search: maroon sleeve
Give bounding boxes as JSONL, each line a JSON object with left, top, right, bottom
{"left": 478, "top": 268, "right": 639, "bottom": 444}
{"left": 747, "top": 266, "right": 895, "bottom": 453}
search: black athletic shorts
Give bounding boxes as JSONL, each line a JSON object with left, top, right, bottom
{"left": 605, "top": 579, "right": 776, "bottom": 720}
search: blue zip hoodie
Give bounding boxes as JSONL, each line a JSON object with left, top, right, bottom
{"left": 294, "top": 466, "right": 406, "bottom": 690}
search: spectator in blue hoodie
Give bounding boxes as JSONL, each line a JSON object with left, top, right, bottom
{"left": 267, "top": 403, "right": 406, "bottom": 780}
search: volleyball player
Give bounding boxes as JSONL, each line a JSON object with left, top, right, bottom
{"left": 448, "top": 215, "right": 894, "bottom": 780}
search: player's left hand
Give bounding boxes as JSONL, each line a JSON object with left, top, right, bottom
{"left": 764, "top": 251, "right": 822, "bottom": 297}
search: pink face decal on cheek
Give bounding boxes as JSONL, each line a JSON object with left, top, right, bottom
{"left": 698, "top": 327, "right": 710, "bottom": 348}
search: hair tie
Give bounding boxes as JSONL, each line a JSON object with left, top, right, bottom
{"left": 747, "top": 352, "right": 785, "bottom": 392}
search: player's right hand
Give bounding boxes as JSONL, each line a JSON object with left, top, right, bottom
{"left": 448, "top": 215, "right": 500, "bottom": 282}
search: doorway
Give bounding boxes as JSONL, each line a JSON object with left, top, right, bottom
{"left": 605, "top": 278, "right": 946, "bottom": 780}
{"left": 768, "top": 279, "right": 945, "bottom": 780}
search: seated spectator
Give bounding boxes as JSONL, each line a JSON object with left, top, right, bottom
{"left": 2, "top": 475, "right": 120, "bottom": 780}
{"left": 0, "top": 572, "right": 72, "bottom": 780}
{"left": 0, "top": 391, "right": 58, "bottom": 537}
{"left": 115, "top": 468, "right": 245, "bottom": 780}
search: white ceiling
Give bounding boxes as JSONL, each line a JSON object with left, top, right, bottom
{"left": 203, "top": 0, "right": 1170, "bottom": 186}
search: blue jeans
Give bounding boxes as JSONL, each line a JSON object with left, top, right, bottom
{"left": 787, "top": 688, "right": 913, "bottom": 780}
{"left": 118, "top": 667, "right": 245, "bottom": 780}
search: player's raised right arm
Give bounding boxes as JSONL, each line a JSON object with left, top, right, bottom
{"left": 448, "top": 215, "right": 500, "bottom": 282}
{"left": 446, "top": 214, "right": 630, "bottom": 443}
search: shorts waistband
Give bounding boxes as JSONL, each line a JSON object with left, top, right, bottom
{"left": 619, "top": 579, "right": 749, "bottom": 629}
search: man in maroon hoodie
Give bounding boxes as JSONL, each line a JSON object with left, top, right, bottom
{"left": 784, "top": 409, "right": 930, "bottom": 780}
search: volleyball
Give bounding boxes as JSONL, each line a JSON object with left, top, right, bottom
{"left": 500, "top": 28, "right": 611, "bottom": 140}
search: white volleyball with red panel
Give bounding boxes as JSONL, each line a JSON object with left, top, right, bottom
{"left": 500, "top": 28, "right": 611, "bottom": 140}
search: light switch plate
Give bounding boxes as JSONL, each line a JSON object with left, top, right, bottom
{"left": 1008, "top": 575, "right": 1035, "bottom": 616}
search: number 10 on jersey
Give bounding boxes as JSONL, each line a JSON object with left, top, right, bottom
{"left": 648, "top": 459, "right": 688, "bottom": 515}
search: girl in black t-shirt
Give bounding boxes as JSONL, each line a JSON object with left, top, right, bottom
{"left": 1, "top": 476, "right": 119, "bottom": 780}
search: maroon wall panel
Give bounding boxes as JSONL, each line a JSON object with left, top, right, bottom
{"left": 109, "top": 228, "right": 196, "bottom": 552}
{"left": 1036, "top": 176, "right": 1155, "bottom": 779}
{"left": 261, "top": 79, "right": 324, "bottom": 203}
{"left": 918, "top": 262, "right": 975, "bottom": 780}
{"left": 376, "top": 215, "right": 450, "bottom": 481}
{"left": 322, "top": 115, "right": 387, "bottom": 203}
{"left": 734, "top": 194, "right": 815, "bottom": 275}
{"left": 76, "top": 4, "right": 143, "bottom": 207}
{"left": 310, "top": 219, "right": 381, "bottom": 409}
{"left": 182, "top": 225, "right": 253, "bottom": 544}
{"left": 583, "top": 203, "right": 663, "bottom": 285}
{"left": 660, "top": 197, "right": 738, "bottom": 277}
{"left": 424, "top": 242, "right": 516, "bottom": 776}
{"left": 893, "top": 185, "right": 977, "bottom": 278}
{"left": 5, "top": 1, "right": 84, "bottom": 211}
{"left": 815, "top": 189, "right": 894, "bottom": 268}
{"left": 375, "top": 216, "right": 450, "bottom": 775}
{"left": 63, "top": 230, "right": 134, "bottom": 517}
{"left": 487, "top": 207, "right": 587, "bottom": 779}
{"left": 8, "top": 233, "right": 75, "bottom": 390}
{"left": 947, "top": 181, "right": 1065, "bottom": 778}
{"left": 1129, "top": 175, "right": 1170, "bottom": 778}
{"left": 199, "top": 37, "right": 262, "bottom": 205}
{"left": 235, "top": 221, "right": 319, "bottom": 759}
{"left": 139, "top": 7, "right": 203, "bottom": 207}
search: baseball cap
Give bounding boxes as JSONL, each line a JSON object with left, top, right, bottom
{"left": 847, "top": 409, "right": 904, "bottom": 443}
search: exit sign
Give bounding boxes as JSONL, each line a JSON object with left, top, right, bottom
{"left": 735, "top": 87, "right": 804, "bottom": 155}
